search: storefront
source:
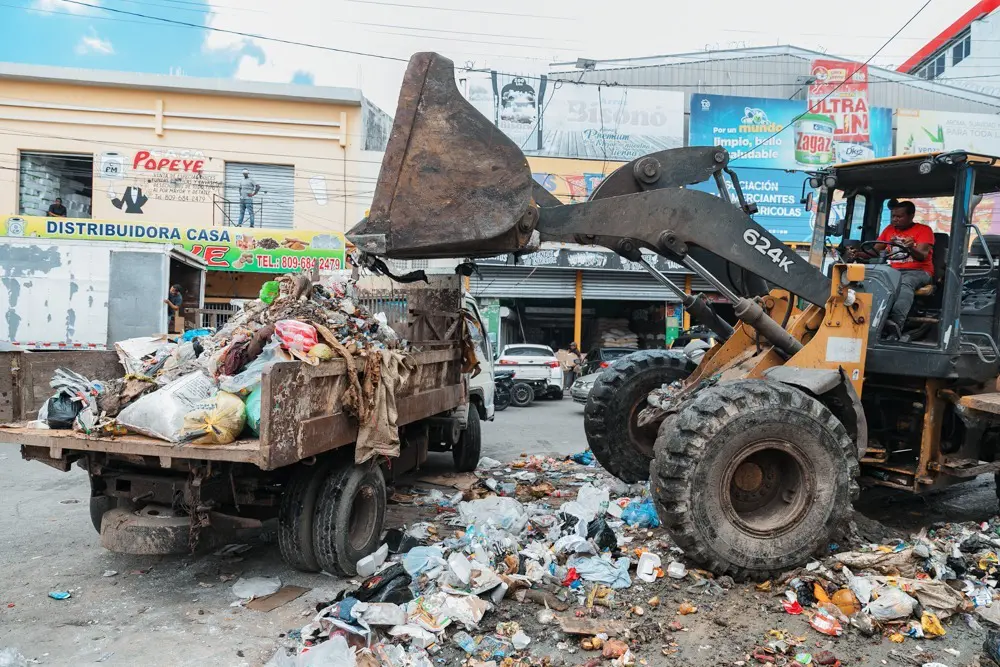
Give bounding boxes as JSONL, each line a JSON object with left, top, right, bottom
{"left": 0, "top": 63, "right": 390, "bottom": 234}
{"left": 1, "top": 214, "right": 347, "bottom": 331}
{"left": 471, "top": 246, "right": 709, "bottom": 353}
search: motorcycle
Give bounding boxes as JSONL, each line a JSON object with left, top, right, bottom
{"left": 493, "top": 370, "right": 515, "bottom": 411}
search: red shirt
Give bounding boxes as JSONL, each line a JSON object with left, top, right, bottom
{"left": 877, "top": 223, "right": 934, "bottom": 276}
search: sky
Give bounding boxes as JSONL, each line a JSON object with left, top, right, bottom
{"left": 0, "top": 0, "right": 984, "bottom": 113}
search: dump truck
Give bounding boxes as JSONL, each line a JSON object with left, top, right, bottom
{"left": 0, "top": 276, "right": 491, "bottom": 575}
{"left": 348, "top": 52, "right": 1000, "bottom": 577}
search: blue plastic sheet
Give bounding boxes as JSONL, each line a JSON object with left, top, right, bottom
{"left": 621, "top": 498, "right": 661, "bottom": 528}
{"left": 566, "top": 555, "right": 632, "bottom": 589}
{"left": 181, "top": 328, "right": 212, "bottom": 341}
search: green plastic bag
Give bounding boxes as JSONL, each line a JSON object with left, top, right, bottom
{"left": 259, "top": 281, "right": 280, "bottom": 305}
{"left": 245, "top": 385, "right": 262, "bottom": 436}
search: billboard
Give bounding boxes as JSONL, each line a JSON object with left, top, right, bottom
{"left": 465, "top": 72, "right": 684, "bottom": 161}
{"left": 808, "top": 60, "right": 871, "bottom": 144}
{"left": 527, "top": 156, "right": 626, "bottom": 203}
{"left": 689, "top": 94, "right": 892, "bottom": 169}
{"left": 688, "top": 168, "right": 814, "bottom": 243}
{"left": 897, "top": 108, "right": 1000, "bottom": 155}
{"left": 1, "top": 216, "right": 346, "bottom": 273}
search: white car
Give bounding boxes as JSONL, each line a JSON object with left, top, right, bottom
{"left": 497, "top": 344, "right": 563, "bottom": 399}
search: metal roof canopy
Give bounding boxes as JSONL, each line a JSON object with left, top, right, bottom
{"left": 830, "top": 151, "right": 1000, "bottom": 199}
{"left": 550, "top": 45, "right": 1000, "bottom": 114}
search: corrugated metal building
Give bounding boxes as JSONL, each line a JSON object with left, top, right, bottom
{"left": 551, "top": 45, "right": 1000, "bottom": 138}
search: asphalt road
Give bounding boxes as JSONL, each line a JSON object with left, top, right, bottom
{"left": 0, "top": 398, "right": 586, "bottom": 666}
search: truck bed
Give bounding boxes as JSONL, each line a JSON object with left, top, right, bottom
{"left": 0, "top": 346, "right": 465, "bottom": 471}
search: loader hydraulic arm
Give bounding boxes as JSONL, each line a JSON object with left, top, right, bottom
{"left": 530, "top": 186, "right": 831, "bottom": 306}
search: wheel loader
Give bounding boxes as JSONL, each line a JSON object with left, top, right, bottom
{"left": 348, "top": 52, "right": 1000, "bottom": 577}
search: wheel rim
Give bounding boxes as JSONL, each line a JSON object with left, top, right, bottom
{"left": 513, "top": 385, "right": 531, "bottom": 403}
{"left": 348, "top": 483, "right": 379, "bottom": 551}
{"left": 627, "top": 398, "right": 658, "bottom": 458}
{"left": 721, "top": 440, "right": 814, "bottom": 538}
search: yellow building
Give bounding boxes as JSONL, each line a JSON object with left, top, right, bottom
{"left": 0, "top": 62, "right": 389, "bottom": 232}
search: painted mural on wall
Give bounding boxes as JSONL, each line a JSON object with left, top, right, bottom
{"left": 98, "top": 149, "right": 224, "bottom": 214}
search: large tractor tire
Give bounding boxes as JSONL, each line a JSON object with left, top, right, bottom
{"left": 650, "top": 379, "right": 859, "bottom": 579}
{"left": 584, "top": 350, "right": 693, "bottom": 483}
{"left": 313, "top": 462, "right": 387, "bottom": 577}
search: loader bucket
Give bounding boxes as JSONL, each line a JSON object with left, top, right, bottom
{"left": 348, "top": 52, "right": 537, "bottom": 259}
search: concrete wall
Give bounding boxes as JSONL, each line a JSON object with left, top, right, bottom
{"left": 0, "top": 76, "right": 376, "bottom": 233}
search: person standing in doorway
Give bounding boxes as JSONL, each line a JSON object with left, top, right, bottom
{"left": 559, "top": 341, "right": 582, "bottom": 391}
{"left": 164, "top": 284, "right": 183, "bottom": 332}
{"left": 46, "top": 197, "right": 67, "bottom": 217}
{"left": 237, "top": 169, "right": 260, "bottom": 227}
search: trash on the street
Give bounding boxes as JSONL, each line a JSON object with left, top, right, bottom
{"left": 232, "top": 576, "right": 282, "bottom": 600}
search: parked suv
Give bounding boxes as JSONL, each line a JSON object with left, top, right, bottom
{"left": 497, "top": 344, "right": 563, "bottom": 399}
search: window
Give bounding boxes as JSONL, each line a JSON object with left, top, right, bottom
{"left": 19, "top": 152, "right": 93, "bottom": 218}
{"left": 953, "top": 33, "right": 971, "bottom": 66}
{"left": 224, "top": 162, "right": 294, "bottom": 228}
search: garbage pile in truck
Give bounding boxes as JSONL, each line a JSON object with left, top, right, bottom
{"left": 36, "top": 273, "right": 406, "bottom": 453}
{"left": 259, "top": 452, "right": 1000, "bottom": 666}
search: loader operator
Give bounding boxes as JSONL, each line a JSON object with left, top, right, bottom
{"left": 857, "top": 199, "right": 934, "bottom": 339}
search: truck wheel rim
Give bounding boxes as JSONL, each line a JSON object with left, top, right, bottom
{"left": 720, "top": 440, "right": 814, "bottom": 538}
{"left": 349, "top": 483, "right": 379, "bottom": 550}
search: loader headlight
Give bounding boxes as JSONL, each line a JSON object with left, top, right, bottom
{"left": 919, "top": 160, "right": 935, "bottom": 175}
{"left": 823, "top": 175, "right": 838, "bottom": 189}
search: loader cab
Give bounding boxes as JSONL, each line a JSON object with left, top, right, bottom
{"left": 812, "top": 151, "right": 1000, "bottom": 382}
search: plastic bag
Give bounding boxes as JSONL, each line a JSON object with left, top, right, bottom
{"left": 402, "top": 546, "right": 446, "bottom": 576}
{"left": 182, "top": 392, "right": 247, "bottom": 445}
{"left": 561, "top": 484, "right": 610, "bottom": 522}
{"left": 587, "top": 516, "right": 617, "bottom": 551}
{"left": 45, "top": 394, "right": 81, "bottom": 429}
{"left": 245, "top": 385, "right": 262, "bottom": 436}
{"left": 219, "top": 339, "right": 284, "bottom": 397}
{"left": 118, "top": 372, "right": 216, "bottom": 442}
{"left": 621, "top": 498, "right": 661, "bottom": 528}
{"left": 232, "top": 576, "right": 281, "bottom": 599}
{"left": 567, "top": 555, "right": 632, "bottom": 589}
{"left": 259, "top": 281, "right": 280, "bottom": 305}
{"left": 456, "top": 497, "right": 528, "bottom": 533}
{"left": 275, "top": 319, "right": 318, "bottom": 352}
{"left": 0, "top": 648, "right": 28, "bottom": 667}
{"left": 299, "top": 635, "right": 356, "bottom": 667}
{"left": 866, "top": 586, "right": 918, "bottom": 620}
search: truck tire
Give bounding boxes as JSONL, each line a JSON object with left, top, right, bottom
{"left": 313, "top": 462, "right": 387, "bottom": 576}
{"left": 510, "top": 382, "right": 534, "bottom": 407}
{"left": 278, "top": 461, "right": 332, "bottom": 572}
{"left": 584, "top": 350, "right": 692, "bottom": 483}
{"left": 650, "top": 380, "right": 859, "bottom": 579}
{"left": 453, "top": 407, "right": 482, "bottom": 472}
{"left": 90, "top": 496, "right": 116, "bottom": 533}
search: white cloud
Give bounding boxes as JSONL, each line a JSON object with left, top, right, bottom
{"left": 76, "top": 32, "right": 114, "bottom": 56}
{"left": 33, "top": 0, "right": 96, "bottom": 13}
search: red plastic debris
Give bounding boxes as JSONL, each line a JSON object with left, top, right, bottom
{"left": 562, "top": 568, "right": 580, "bottom": 587}
{"left": 782, "top": 599, "right": 804, "bottom": 615}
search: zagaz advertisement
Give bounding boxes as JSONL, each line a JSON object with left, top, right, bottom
{"left": 689, "top": 94, "right": 892, "bottom": 170}
{"left": 1, "top": 216, "right": 346, "bottom": 273}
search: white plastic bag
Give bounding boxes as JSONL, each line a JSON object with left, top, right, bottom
{"left": 866, "top": 586, "right": 918, "bottom": 620}
{"left": 118, "top": 372, "right": 216, "bottom": 442}
{"left": 232, "top": 576, "right": 281, "bottom": 599}
{"left": 299, "top": 635, "right": 355, "bottom": 667}
{"left": 456, "top": 496, "right": 528, "bottom": 533}
{"left": 219, "top": 339, "right": 284, "bottom": 397}
{"left": 560, "top": 483, "right": 610, "bottom": 523}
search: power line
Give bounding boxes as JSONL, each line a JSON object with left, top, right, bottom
{"left": 344, "top": 0, "right": 571, "bottom": 21}
{"left": 730, "top": 0, "right": 937, "bottom": 164}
